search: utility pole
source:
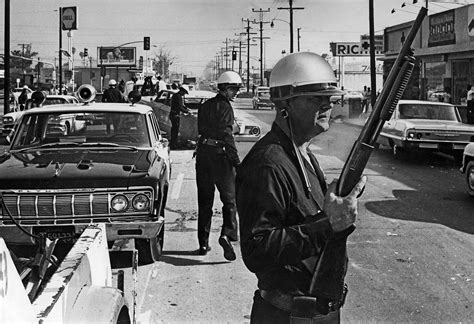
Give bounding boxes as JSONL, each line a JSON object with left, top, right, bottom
{"left": 297, "top": 27, "right": 301, "bottom": 52}
{"left": 277, "top": 0, "right": 304, "bottom": 53}
{"left": 59, "top": 7, "right": 62, "bottom": 92}
{"left": 223, "top": 38, "right": 229, "bottom": 70}
{"left": 369, "top": 0, "right": 376, "bottom": 109}
{"left": 252, "top": 8, "right": 270, "bottom": 85}
{"left": 4, "top": 0, "right": 10, "bottom": 114}
{"left": 242, "top": 18, "right": 257, "bottom": 92}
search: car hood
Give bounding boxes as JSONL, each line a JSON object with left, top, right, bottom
{"left": 398, "top": 119, "right": 474, "bottom": 131}
{"left": 0, "top": 149, "right": 156, "bottom": 189}
{"left": 3, "top": 111, "right": 23, "bottom": 120}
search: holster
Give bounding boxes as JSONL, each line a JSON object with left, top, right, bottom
{"left": 289, "top": 285, "right": 347, "bottom": 324}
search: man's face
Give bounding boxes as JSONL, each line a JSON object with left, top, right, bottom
{"left": 224, "top": 86, "right": 240, "bottom": 101}
{"left": 288, "top": 95, "right": 332, "bottom": 139}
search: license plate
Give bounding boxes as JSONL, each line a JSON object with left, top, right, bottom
{"left": 439, "top": 143, "right": 453, "bottom": 151}
{"left": 33, "top": 226, "right": 77, "bottom": 244}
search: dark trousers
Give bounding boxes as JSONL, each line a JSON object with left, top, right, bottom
{"left": 467, "top": 100, "right": 474, "bottom": 125}
{"left": 170, "top": 115, "right": 180, "bottom": 148}
{"left": 195, "top": 146, "right": 238, "bottom": 248}
{"left": 250, "top": 291, "right": 341, "bottom": 324}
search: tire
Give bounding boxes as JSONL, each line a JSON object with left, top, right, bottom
{"left": 466, "top": 161, "right": 474, "bottom": 197}
{"left": 135, "top": 225, "right": 164, "bottom": 265}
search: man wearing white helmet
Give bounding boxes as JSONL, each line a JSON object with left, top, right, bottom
{"left": 102, "top": 79, "right": 125, "bottom": 103}
{"left": 236, "top": 52, "right": 367, "bottom": 323}
{"left": 195, "top": 70, "right": 242, "bottom": 261}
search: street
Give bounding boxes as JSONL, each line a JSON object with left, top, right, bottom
{"left": 105, "top": 97, "right": 473, "bottom": 323}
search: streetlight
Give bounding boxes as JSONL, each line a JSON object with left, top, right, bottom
{"left": 270, "top": 18, "right": 290, "bottom": 53}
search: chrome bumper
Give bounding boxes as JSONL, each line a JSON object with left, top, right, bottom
{"left": 0, "top": 218, "right": 164, "bottom": 244}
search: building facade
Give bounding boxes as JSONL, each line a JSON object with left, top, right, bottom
{"left": 383, "top": 4, "right": 474, "bottom": 105}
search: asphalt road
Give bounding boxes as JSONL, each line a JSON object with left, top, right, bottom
{"left": 1, "top": 97, "right": 472, "bottom": 322}
{"left": 108, "top": 98, "right": 473, "bottom": 323}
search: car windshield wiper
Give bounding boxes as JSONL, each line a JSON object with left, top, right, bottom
{"left": 79, "top": 142, "right": 138, "bottom": 151}
{"left": 13, "top": 142, "right": 81, "bottom": 152}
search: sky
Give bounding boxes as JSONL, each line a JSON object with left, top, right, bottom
{"left": 0, "top": 0, "right": 470, "bottom": 77}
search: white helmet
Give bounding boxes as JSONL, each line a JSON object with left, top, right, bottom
{"left": 270, "top": 52, "right": 345, "bottom": 100}
{"left": 217, "top": 71, "right": 242, "bottom": 90}
{"left": 108, "top": 79, "right": 117, "bottom": 86}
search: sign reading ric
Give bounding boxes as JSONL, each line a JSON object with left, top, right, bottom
{"left": 61, "top": 7, "right": 77, "bottom": 30}
{"left": 330, "top": 41, "right": 383, "bottom": 57}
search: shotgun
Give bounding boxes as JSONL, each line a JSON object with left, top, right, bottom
{"left": 303, "top": 6, "right": 428, "bottom": 311}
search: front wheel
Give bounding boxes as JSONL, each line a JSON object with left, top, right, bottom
{"left": 135, "top": 225, "right": 164, "bottom": 265}
{"left": 392, "top": 143, "right": 406, "bottom": 159}
{"left": 466, "top": 161, "right": 474, "bottom": 197}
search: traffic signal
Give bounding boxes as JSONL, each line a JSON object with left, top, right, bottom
{"left": 232, "top": 51, "right": 237, "bottom": 61}
{"left": 144, "top": 37, "right": 150, "bottom": 50}
{"left": 139, "top": 56, "right": 143, "bottom": 70}
{"left": 84, "top": 48, "right": 88, "bottom": 57}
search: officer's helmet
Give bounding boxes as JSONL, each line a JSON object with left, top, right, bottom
{"left": 217, "top": 71, "right": 242, "bottom": 91}
{"left": 269, "top": 52, "right": 345, "bottom": 101}
{"left": 108, "top": 79, "right": 117, "bottom": 87}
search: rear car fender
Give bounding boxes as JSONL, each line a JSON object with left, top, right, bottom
{"left": 66, "top": 286, "right": 130, "bottom": 323}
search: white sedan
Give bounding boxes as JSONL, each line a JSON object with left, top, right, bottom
{"left": 461, "top": 143, "right": 474, "bottom": 197}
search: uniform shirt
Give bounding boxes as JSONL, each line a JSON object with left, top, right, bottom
{"left": 467, "top": 88, "right": 474, "bottom": 101}
{"left": 197, "top": 93, "right": 239, "bottom": 166}
{"left": 236, "top": 123, "right": 336, "bottom": 295}
{"left": 170, "top": 93, "right": 188, "bottom": 117}
{"left": 102, "top": 87, "right": 124, "bottom": 103}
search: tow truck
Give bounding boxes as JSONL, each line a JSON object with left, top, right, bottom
{"left": 0, "top": 223, "right": 136, "bottom": 323}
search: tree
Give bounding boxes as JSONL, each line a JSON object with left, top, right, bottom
{"left": 10, "top": 44, "right": 38, "bottom": 72}
{"left": 152, "top": 46, "right": 176, "bottom": 79}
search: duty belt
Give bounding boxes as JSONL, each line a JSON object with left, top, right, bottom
{"left": 259, "top": 286, "right": 347, "bottom": 315}
{"left": 200, "top": 137, "right": 224, "bottom": 147}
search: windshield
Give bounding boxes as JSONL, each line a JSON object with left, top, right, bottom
{"left": 258, "top": 91, "right": 270, "bottom": 99}
{"left": 11, "top": 111, "right": 151, "bottom": 150}
{"left": 398, "top": 104, "right": 459, "bottom": 121}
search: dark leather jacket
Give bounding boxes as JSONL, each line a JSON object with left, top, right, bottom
{"left": 236, "top": 123, "right": 345, "bottom": 296}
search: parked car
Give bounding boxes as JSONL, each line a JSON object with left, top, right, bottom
{"left": 0, "top": 94, "right": 78, "bottom": 138}
{"left": 0, "top": 86, "right": 171, "bottom": 264}
{"left": 461, "top": 142, "right": 474, "bottom": 197}
{"left": 143, "top": 90, "right": 261, "bottom": 143}
{"left": 252, "top": 86, "right": 274, "bottom": 110}
{"left": 330, "top": 90, "right": 364, "bottom": 105}
{"left": 377, "top": 100, "right": 474, "bottom": 159}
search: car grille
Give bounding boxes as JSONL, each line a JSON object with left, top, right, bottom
{"left": 0, "top": 188, "right": 154, "bottom": 225}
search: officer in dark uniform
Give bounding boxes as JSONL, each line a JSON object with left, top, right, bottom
{"left": 195, "top": 71, "right": 242, "bottom": 260}
{"left": 236, "top": 52, "right": 367, "bottom": 323}
{"left": 102, "top": 79, "right": 125, "bottom": 103}
{"left": 169, "top": 86, "right": 190, "bottom": 149}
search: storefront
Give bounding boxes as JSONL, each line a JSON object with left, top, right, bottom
{"left": 382, "top": 4, "right": 474, "bottom": 105}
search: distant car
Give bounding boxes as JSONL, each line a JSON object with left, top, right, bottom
{"left": 330, "top": 90, "right": 364, "bottom": 105}
{"left": 252, "top": 86, "right": 274, "bottom": 110}
{"left": 0, "top": 91, "right": 171, "bottom": 264}
{"left": 142, "top": 90, "right": 261, "bottom": 143}
{"left": 377, "top": 100, "right": 474, "bottom": 159}
{"left": 427, "top": 90, "right": 449, "bottom": 102}
{"left": 0, "top": 94, "right": 79, "bottom": 138}
{"left": 461, "top": 143, "right": 474, "bottom": 197}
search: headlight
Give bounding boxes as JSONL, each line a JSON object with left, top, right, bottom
{"left": 245, "top": 126, "right": 261, "bottom": 136}
{"left": 132, "top": 193, "right": 150, "bottom": 211}
{"left": 111, "top": 194, "right": 128, "bottom": 212}
{"left": 3, "top": 117, "right": 13, "bottom": 123}
{"left": 407, "top": 131, "right": 415, "bottom": 139}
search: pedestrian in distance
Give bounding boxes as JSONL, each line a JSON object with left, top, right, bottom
{"left": 195, "top": 71, "right": 242, "bottom": 260}
{"left": 18, "top": 86, "right": 29, "bottom": 111}
{"left": 467, "top": 85, "right": 474, "bottom": 124}
{"left": 236, "top": 52, "right": 367, "bottom": 323}
{"left": 156, "top": 75, "right": 167, "bottom": 92}
{"left": 102, "top": 79, "right": 125, "bottom": 103}
{"left": 169, "top": 86, "right": 190, "bottom": 149}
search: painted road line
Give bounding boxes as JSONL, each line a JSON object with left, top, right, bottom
{"left": 171, "top": 173, "right": 184, "bottom": 200}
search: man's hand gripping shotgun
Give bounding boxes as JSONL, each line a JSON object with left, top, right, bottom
{"left": 292, "top": 7, "right": 428, "bottom": 320}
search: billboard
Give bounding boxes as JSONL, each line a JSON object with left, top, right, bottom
{"left": 97, "top": 47, "right": 136, "bottom": 67}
